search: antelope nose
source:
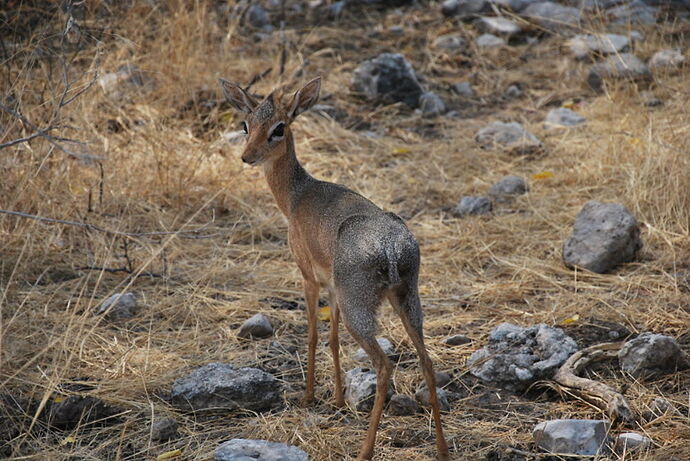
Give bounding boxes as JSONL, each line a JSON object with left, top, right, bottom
{"left": 241, "top": 156, "right": 251, "bottom": 164}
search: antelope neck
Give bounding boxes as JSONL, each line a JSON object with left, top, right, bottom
{"left": 263, "top": 130, "right": 313, "bottom": 217}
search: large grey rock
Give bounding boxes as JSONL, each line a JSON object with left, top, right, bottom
{"left": 441, "top": 0, "right": 491, "bottom": 17}
{"left": 476, "top": 16, "right": 522, "bottom": 36}
{"left": 352, "top": 53, "right": 423, "bottom": 107}
{"left": 562, "top": 201, "right": 643, "bottom": 273}
{"left": 215, "top": 439, "right": 307, "bottom": 461}
{"left": 565, "top": 34, "right": 630, "bottom": 59}
{"left": 344, "top": 368, "right": 393, "bottom": 412}
{"left": 475, "top": 122, "right": 543, "bottom": 155}
{"left": 443, "top": 334, "right": 472, "bottom": 346}
{"left": 415, "top": 387, "right": 450, "bottom": 411}
{"left": 523, "top": 2, "right": 582, "bottom": 31}
{"left": 476, "top": 33, "right": 506, "bottom": 48}
{"left": 432, "top": 34, "right": 468, "bottom": 51}
{"left": 533, "top": 419, "right": 610, "bottom": 455}
{"left": 171, "top": 363, "right": 282, "bottom": 412}
{"left": 353, "top": 338, "right": 395, "bottom": 363}
{"left": 238, "top": 313, "right": 274, "bottom": 339}
{"left": 96, "top": 292, "right": 137, "bottom": 320}
{"left": 544, "top": 108, "right": 586, "bottom": 128}
{"left": 614, "top": 432, "right": 652, "bottom": 453}
{"left": 455, "top": 196, "right": 492, "bottom": 217}
{"left": 489, "top": 175, "right": 529, "bottom": 200}
{"left": 419, "top": 91, "right": 446, "bottom": 116}
{"left": 587, "top": 53, "right": 651, "bottom": 91}
{"left": 618, "top": 333, "right": 689, "bottom": 377}
{"left": 468, "top": 323, "right": 578, "bottom": 391}
{"left": 648, "top": 49, "right": 685, "bottom": 69}
{"left": 150, "top": 417, "right": 179, "bottom": 442}
{"left": 607, "top": 0, "right": 658, "bottom": 24}
{"left": 451, "top": 81, "right": 474, "bottom": 97}
{"left": 387, "top": 394, "right": 419, "bottom": 416}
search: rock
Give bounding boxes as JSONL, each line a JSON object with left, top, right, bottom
{"left": 649, "top": 49, "right": 685, "bottom": 69}
{"left": 504, "top": 84, "right": 523, "bottom": 98}
{"left": 475, "top": 121, "right": 543, "bottom": 155}
{"left": 171, "top": 362, "right": 282, "bottom": 412}
{"left": 387, "top": 394, "right": 419, "bottom": 416}
{"left": 96, "top": 292, "right": 137, "bottom": 320}
{"left": 468, "top": 323, "right": 578, "bottom": 391}
{"left": 476, "top": 33, "right": 506, "bottom": 48}
{"left": 544, "top": 108, "right": 586, "bottom": 128}
{"left": 533, "top": 419, "right": 610, "bottom": 455}
{"left": 352, "top": 53, "right": 423, "bottom": 107}
{"left": 562, "top": 201, "right": 643, "bottom": 273}
{"left": 488, "top": 175, "right": 529, "bottom": 201}
{"left": 432, "top": 34, "right": 468, "bottom": 51}
{"left": 415, "top": 387, "right": 451, "bottom": 411}
{"left": 328, "top": 0, "right": 346, "bottom": 18}
{"left": 618, "top": 333, "right": 689, "bottom": 378}
{"left": 419, "top": 91, "right": 446, "bottom": 116}
{"left": 522, "top": 2, "right": 582, "bottom": 31}
{"left": 150, "top": 417, "right": 179, "bottom": 442}
{"left": 451, "top": 81, "right": 474, "bottom": 97}
{"left": 565, "top": 34, "right": 630, "bottom": 59}
{"left": 246, "top": 4, "right": 271, "bottom": 30}
{"left": 443, "top": 334, "right": 472, "bottom": 345}
{"left": 238, "top": 313, "right": 274, "bottom": 339}
{"left": 649, "top": 397, "right": 680, "bottom": 416}
{"left": 441, "top": 0, "right": 490, "bottom": 17}
{"left": 454, "top": 196, "right": 493, "bottom": 217}
{"left": 344, "top": 368, "right": 393, "bottom": 412}
{"left": 434, "top": 371, "right": 453, "bottom": 388}
{"left": 614, "top": 432, "right": 652, "bottom": 453}
{"left": 99, "top": 65, "right": 153, "bottom": 100}
{"left": 353, "top": 338, "right": 395, "bottom": 363}
{"left": 388, "top": 25, "right": 405, "bottom": 36}
{"left": 587, "top": 53, "right": 651, "bottom": 91}
{"left": 607, "top": 0, "right": 658, "bottom": 25}
{"left": 491, "top": 0, "right": 541, "bottom": 11}
{"left": 47, "top": 395, "right": 117, "bottom": 429}
{"left": 215, "top": 439, "right": 307, "bottom": 461}
{"left": 476, "top": 16, "right": 522, "bottom": 36}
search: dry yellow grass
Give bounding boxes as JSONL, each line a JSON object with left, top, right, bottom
{"left": 1, "top": 1, "right": 689, "bottom": 460}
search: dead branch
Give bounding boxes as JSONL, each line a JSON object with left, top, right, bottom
{"left": 552, "top": 342, "right": 636, "bottom": 424}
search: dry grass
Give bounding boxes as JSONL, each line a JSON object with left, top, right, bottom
{"left": 1, "top": 1, "right": 689, "bottom": 460}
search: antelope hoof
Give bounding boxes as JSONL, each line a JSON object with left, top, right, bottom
{"left": 300, "top": 394, "right": 315, "bottom": 407}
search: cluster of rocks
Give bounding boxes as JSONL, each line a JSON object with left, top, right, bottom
{"left": 455, "top": 174, "right": 529, "bottom": 217}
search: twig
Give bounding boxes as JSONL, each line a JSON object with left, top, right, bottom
{"left": 76, "top": 266, "right": 166, "bottom": 279}
{"left": 244, "top": 67, "right": 273, "bottom": 92}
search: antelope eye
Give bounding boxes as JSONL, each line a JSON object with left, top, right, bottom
{"left": 269, "top": 122, "right": 285, "bottom": 141}
{"left": 241, "top": 121, "right": 248, "bottom": 133}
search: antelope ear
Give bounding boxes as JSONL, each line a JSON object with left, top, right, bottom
{"left": 288, "top": 77, "right": 321, "bottom": 119}
{"left": 219, "top": 78, "right": 258, "bottom": 113}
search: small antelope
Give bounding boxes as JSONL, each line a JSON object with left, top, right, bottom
{"left": 220, "top": 76, "right": 449, "bottom": 461}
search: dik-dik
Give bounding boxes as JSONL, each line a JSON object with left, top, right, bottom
{"left": 220, "top": 76, "right": 449, "bottom": 461}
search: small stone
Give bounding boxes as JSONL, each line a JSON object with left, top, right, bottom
{"left": 523, "top": 2, "right": 582, "bottom": 31}
{"left": 434, "top": 371, "right": 452, "bottom": 388}
{"left": 432, "top": 34, "right": 468, "bottom": 51}
{"left": 544, "top": 108, "right": 586, "bottom": 128}
{"left": 489, "top": 175, "right": 529, "bottom": 200}
{"left": 618, "top": 333, "right": 690, "bottom": 378}
{"left": 238, "top": 313, "right": 274, "bottom": 339}
{"left": 328, "top": 0, "right": 346, "bottom": 19}
{"left": 614, "top": 432, "right": 652, "bottom": 453}
{"left": 352, "top": 53, "right": 423, "bottom": 107}
{"left": 150, "top": 418, "right": 179, "bottom": 442}
{"left": 415, "top": 386, "right": 450, "bottom": 411}
{"left": 388, "top": 25, "right": 405, "bottom": 36}
{"left": 587, "top": 53, "right": 651, "bottom": 91}
{"left": 476, "top": 16, "right": 522, "bottom": 36}
{"left": 246, "top": 4, "right": 270, "bottom": 29}
{"left": 565, "top": 34, "right": 630, "bottom": 59}
{"left": 96, "top": 293, "right": 137, "bottom": 320}
{"left": 563, "top": 201, "right": 643, "bottom": 273}
{"left": 47, "top": 395, "right": 117, "bottom": 429}
{"left": 98, "top": 65, "right": 153, "bottom": 101}
{"left": 344, "top": 368, "right": 393, "bottom": 412}
{"left": 476, "top": 33, "right": 506, "bottom": 48}
{"left": 171, "top": 362, "right": 282, "bottom": 412}
{"left": 215, "top": 439, "right": 308, "bottom": 461}
{"left": 454, "top": 196, "right": 492, "bottom": 217}
{"left": 607, "top": 0, "right": 658, "bottom": 25}
{"left": 648, "top": 49, "right": 685, "bottom": 70}
{"left": 443, "top": 334, "right": 472, "bottom": 345}
{"left": 451, "top": 81, "right": 474, "bottom": 97}
{"left": 419, "top": 91, "right": 446, "bottom": 116}
{"left": 387, "top": 394, "right": 419, "bottom": 416}
{"left": 533, "top": 419, "right": 610, "bottom": 455}
{"left": 504, "top": 84, "right": 523, "bottom": 98}
{"left": 475, "top": 121, "right": 543, "bottom": 155}
{"left": 441, "top": 0, "right": 491, "bottom": 17}
{"left": 353, "top": 338, "right": 395, "bottom": 363}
